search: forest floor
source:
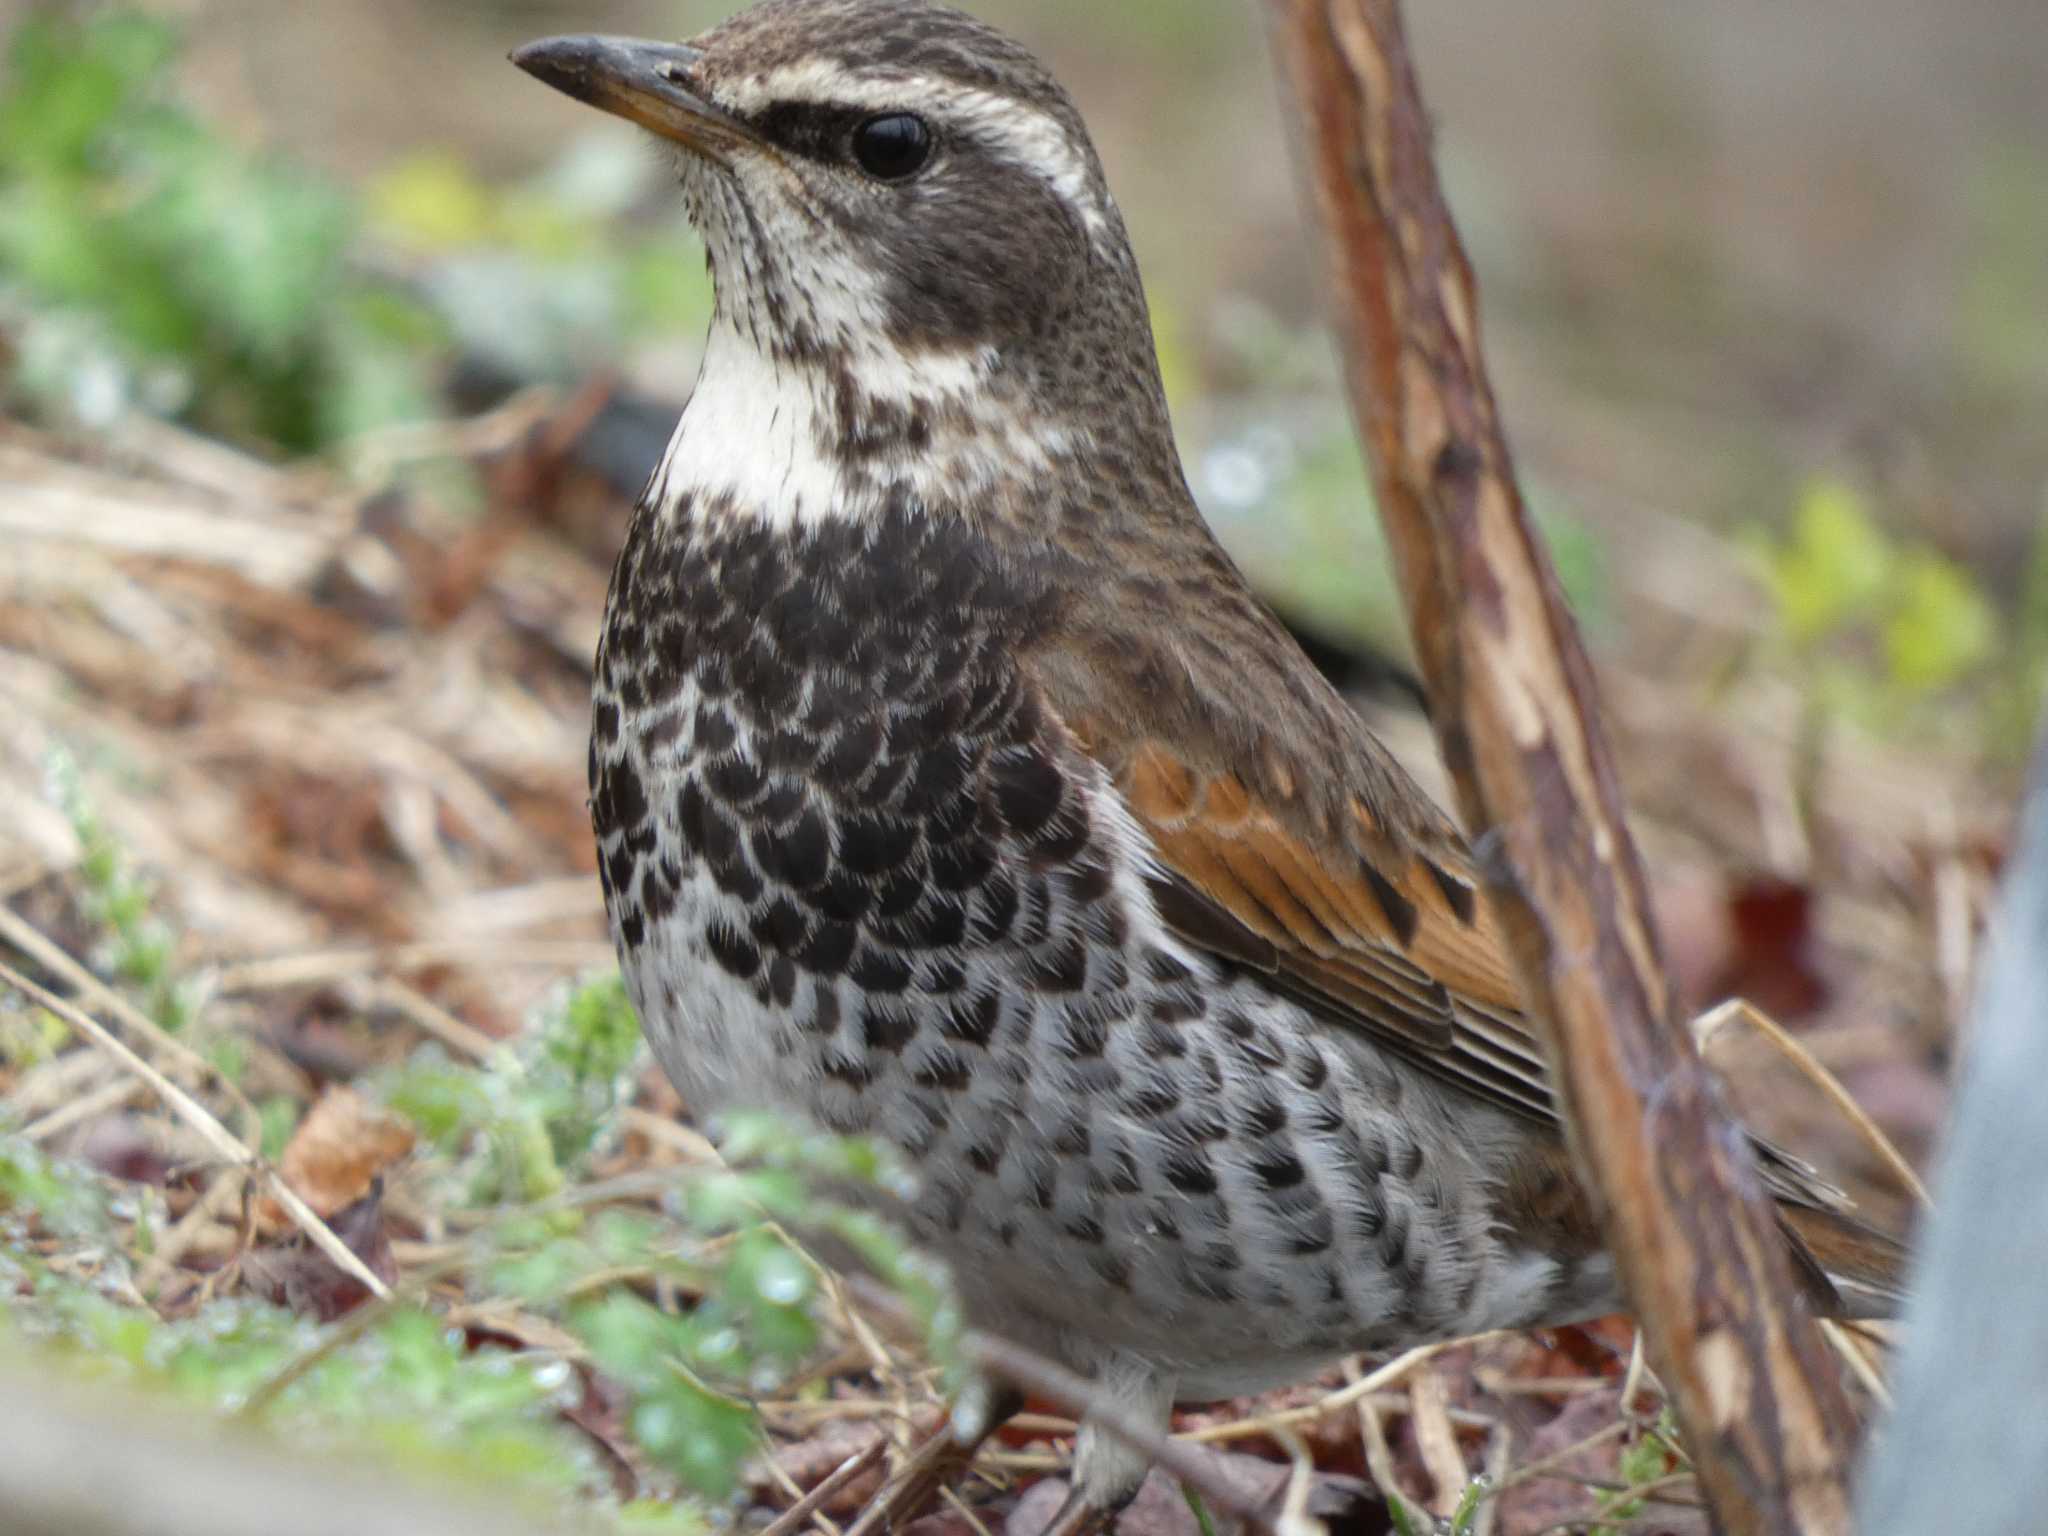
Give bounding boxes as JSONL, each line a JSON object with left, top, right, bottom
{"left": 3, "top": 1, "right": 2039, "bottom": 1532}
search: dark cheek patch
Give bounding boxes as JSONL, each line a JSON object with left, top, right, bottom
{"left": 876, "top": 160, "right": 1087, "bottom": 348}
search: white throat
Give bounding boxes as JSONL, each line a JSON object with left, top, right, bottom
{"left": 643, "top": 318, "right": 843, "bottom": 528}
{"left": 643, "top": 317, "right": 1083, "bottom": 530}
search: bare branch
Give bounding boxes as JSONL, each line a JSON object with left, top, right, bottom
{"left": 1264, "top": 3, "right": 1858, "bottom": 1531}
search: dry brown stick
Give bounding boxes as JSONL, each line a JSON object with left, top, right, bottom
{"left": 1692, "top": 998, "right": 1929, "bottom": 1208}
{"left": 212, "top": 939, "right": 617, "bottom": 992}
{"left": 759, "top": 1440, "right": 890, "bottom": 1536}
{"left": 0, "top": 903, "right": 260, "bottom": 1136}
{"left": 0, "top": 958, "right": 392, "bottom": 1304}
{"left": 1265, "top": 4, "right": 1857, "bottom": 1534}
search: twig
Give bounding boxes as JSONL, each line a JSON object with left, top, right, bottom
{"left": 1198, "top": 1391, "right": 1497, "bottom": 1445}
{"left": 1345, "top": 1357, "right": 1418, "bottom": 1527}
{"left": 1692, "top": 998, "right": 1929, "bottom": 1208}
{"left": 1267, "top": 1426, "right": 1326, "bottom": 1536}
{"left": 0, "top": 958, "right": 391, "bottom": 1304}
{"left": 6, "top": 1042, "right": 123, "bottom": 1121}
{"left": 760, "top": 1433, "right": 850, "bottom": 1536}
{"left": 842, "top": 1276, "right": 1286, "bottom": 1536}
{"left": 212, "top": 939, "right": 617, "bottom": 992}
{"left": 375, "top": 977, "right": 505, "bottom": 1061}
{"left": 137, "top": 1167, "right": 250, "bottom": 1297}
{"left": 939, "top": 1483, "right": 999, "bottom": 1536}
{"left": 758, "top": 1440, "right": 888, "bottom": 1536}
{"left": 1407, "top": 1366, "right": 1467, "bottom": 1517}
{"left": 1266, "top": 3, "right": 1857, "bottom": 1531}
{"left": 623, "top": 1106, "right": 723, "bottom": 1166}
{"left": 1486, "top": 1418, "right": 1634, "bottom": 1495}
{"left": 1471, "top": 1415, "right": 1511, "bottom": 1536}
{"left": 21, "top": 1078, "right": 145, "bottom": 1143}
{"left": 0, "top": 903, "right": 258, "bottom": 1133}
{"left": 1180, "top": 1339, "right": 1464, "bottom": 1443}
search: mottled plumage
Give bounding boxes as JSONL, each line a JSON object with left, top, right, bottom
{"left": 593, "top": 496, "right": 1575, "bottom": 1362}
{"left": 514, "top": 5, "right": 1905, "bottom": 1525}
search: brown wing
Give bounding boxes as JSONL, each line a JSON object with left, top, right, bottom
{"left": 1112, "top": 736, "right": 1867, "bottom": 1233}
{"left": 1018, "top": 542, "right": 1893, "bottom": 1305}
{"left": 1117, "top": 738, "right": 1559, "bottom": 1123}
{"left": 1021, "top": 541, "right": 1877, "bottom": 1247}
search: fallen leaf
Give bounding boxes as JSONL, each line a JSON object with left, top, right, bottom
{"left": 562, "top": 1363, "right": 642, "bottom": 1501}
{"left": 259, "top": 1084, "right": 414, "bottom": 1230}
{"left": 244, "top": 1178, "right": 396, "bottom": 1322}
{"left": 1488, "top": 1385, "right": 1627, "bottom": 1535}
{"left": 78, "top": 1113, "right": 174, "bottom": 1187}
{"left": 1714, "top": 877, "right": 1829, "bottom": 1021}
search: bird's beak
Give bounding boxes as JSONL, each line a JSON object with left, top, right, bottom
{"left": 509, "top": 34, "right": 757, "bottom": 161}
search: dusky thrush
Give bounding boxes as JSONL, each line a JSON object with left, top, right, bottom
{"left": 512, "top": 3, "right": 1906, "bottom": 1526}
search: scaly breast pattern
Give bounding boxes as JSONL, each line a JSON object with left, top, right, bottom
{"left": 587, "top": 496, "right": 1538, "bottom": 1384}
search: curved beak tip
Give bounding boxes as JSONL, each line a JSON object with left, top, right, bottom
{"left": 508, "top": 35, "right": 595, "bottom": 96}
{"left": 507, "top": 33, "right": 738, "bottom": 156}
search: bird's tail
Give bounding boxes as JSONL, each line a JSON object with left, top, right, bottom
{"left": 1777, "top": 1203, "right": 1913, "bottom": 1321}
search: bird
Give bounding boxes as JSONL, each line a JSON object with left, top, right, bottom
{"left": 511, "top": 4, "right": 1906, "bottom": 1528}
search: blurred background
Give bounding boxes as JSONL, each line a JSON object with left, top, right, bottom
{"left": 8, "top": 0, "right": 2048, "bottom": 624}
{"left": 1, "top": 2, "right": 2042, "bottom": 1532}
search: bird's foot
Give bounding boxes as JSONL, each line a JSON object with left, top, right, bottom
{"left": 1033, "top": 1484, "right": 1126, "bottom": 1536}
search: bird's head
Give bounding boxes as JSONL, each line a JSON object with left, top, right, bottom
{"left": 513, "top": 0, "right": 1177, "bottom": 527}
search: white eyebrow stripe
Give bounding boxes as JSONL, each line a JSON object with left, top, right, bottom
{"left": 719, "top": 58, "right": 1112, "bottom": 247}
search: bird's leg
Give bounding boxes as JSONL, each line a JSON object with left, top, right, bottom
{"left": 845, "top": 1378, "right": 1024, "bottom": 1535}
{"left": 1031, "top": 1361, "right": 1176, "bottom": 1536}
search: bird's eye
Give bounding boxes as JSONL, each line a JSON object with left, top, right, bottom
{"left": 852, "top": 114, "right": 932, "bottom": 181}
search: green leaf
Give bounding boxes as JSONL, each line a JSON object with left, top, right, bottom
{"left": 385, "top": 1059, "right": 489, "bottom": 1148}
{"left": 0, "top": 13, "right": 174, "bottom": 175}
{"left": 1885, "top": 550, "right": 1998, "bottom": 693}
{"left": 1762, "top": 477, "right": 1895, "bottom": 643}
{"left": 0, "top": 1136, "right": 111, "bottom": 1240}
{"left": 366, "top": 152, "right": 498, "bottom": 251}
{"left": 0, "top": 8, "right": 432, "bottom": 453}
{"left": 618, "top": 1501, "right": 708, "bottom": 1535}
{"left": 547, "top": 974, "right": 643, "bottom": 1087}
{"left": 258, "top": 1097, "right": 300, "bottom": 1162}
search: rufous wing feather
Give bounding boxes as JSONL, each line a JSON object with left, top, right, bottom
{"left": 1121, "top": 740, "right": 1555, "bottom": 1118}
{"left": 1106, "top": 739, "right": 1907, "bottom": 1315}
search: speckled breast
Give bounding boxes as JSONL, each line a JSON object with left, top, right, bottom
{"left": 587, "top": 490, "right": 1088, "bottom": 1125}
{"left": 585, "top": 492, "right": 1514, "bottom": 1374}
